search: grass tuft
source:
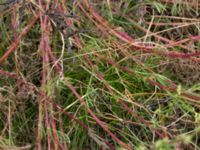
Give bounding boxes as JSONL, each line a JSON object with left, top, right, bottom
{"left": 0, "top": 0, "right": 200, "bottom": 149}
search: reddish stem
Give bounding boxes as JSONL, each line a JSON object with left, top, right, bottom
{"left": 0, "top": 14, "right": 39, "bottom": 63}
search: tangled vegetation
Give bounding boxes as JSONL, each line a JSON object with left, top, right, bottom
{"left": 0, "top": 0, "right": 200, "bottom": 149}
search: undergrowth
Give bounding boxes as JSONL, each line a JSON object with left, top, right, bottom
{"left": 0, "top": 0, "right": 200, "bottom": 150}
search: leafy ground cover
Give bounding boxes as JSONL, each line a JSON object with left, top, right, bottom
{"left": 0, "top": 0, "right": 200, "bottom": 149}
